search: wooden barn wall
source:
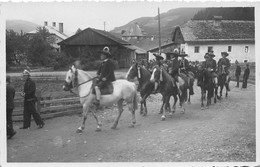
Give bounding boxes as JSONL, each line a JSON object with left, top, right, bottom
{"left": 60, "top": 44, "right": 134, "bottom": 68}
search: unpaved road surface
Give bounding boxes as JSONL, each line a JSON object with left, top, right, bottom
{"left": 7, "top": 81, "right": 256, "bottom": 162}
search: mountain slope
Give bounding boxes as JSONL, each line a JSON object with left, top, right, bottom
{"left": 111, "top": 8, "right": 204, "bottom": 50}
{"left": 6, "top": 20, "right": 40, "bottom": 33}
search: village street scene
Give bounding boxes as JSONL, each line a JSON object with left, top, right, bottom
{"left": 1, "top": 1, "right": 258, "bottom": 166}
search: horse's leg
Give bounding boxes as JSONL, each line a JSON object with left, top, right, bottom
{"left": 77, "top": 103, "right": 90, "bottom": 133}
{"left": 214, "top": 87, "right": 217, "bottom": 103}
{"left": 141, "top": 93, "right": 150, "bottom": 116}
{"left": 90, "top": 109, "right": 102, "bottom": 132}
{"left": 187, "top": 90, "right": 191, "bottom": 104}
{"left": 111, "top": 99, "right": 124, "bottom": 129}
{"left": 128, "top": 98, "right": 136, "bottom": 128}
{"left": 159, "top": 95, "right": 165, "bottom": 114}
{"left": 171, "top": 95, "right": 178, "bottom": 114}
{"left": 161, "top": 96, "right": 167, "bottom": 121}
{"left": 225, "top": 83, "right": 228, "bottom": 98}
{"left": 165, "top": 96, "right": 172, "bottom": 118}
{"left": 201, "top": 88, "right": 205, "bottom": 110}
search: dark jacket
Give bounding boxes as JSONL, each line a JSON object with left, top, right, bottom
{"left": 24, "top": 78, "right": 36, "bottom": 101}
{"left": 204, "top": 59, "right": 217, "bottom": 72}
{"left": 97, "top": 59, "right": 116, "bottom": 82}
{"left": 243, "top": 68, "right": 250, "bottom": 80}
{"left": 218, "top": 57, "right": 230, "bottom": 74}
{"left": 179, "top": 58, "right": 190, "bottom": 73}
{"left": 169, "top": 58, "right": 180, "bottom": 77}
{"left": 6, "top": 84, "right": 15, "bottom": 110}
{"left": 235, "top": 65, "right": 241, "bottom": 76}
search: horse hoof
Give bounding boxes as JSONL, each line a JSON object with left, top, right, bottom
{"left": 188, "top": 101, "right": 191, "bottom": 105}
{"left": 111, "top": 125, "right": 117, "bottom": 129}
{"left": 161, "top": 115, "right": 166, "bottom": 121}
{"left": 201, "top": 107, "right": 204, "bottom": 110}
{"left": 181, "top": 109, "right": 185, "bottom": 114}
{"left": 76, "top": 128, "right": 83, "bottom": 133}
{"left": 168, "top": 113, "right": 173, "bottom": 118}
{"left": 128, "top": 124, "right": 135, "bottom": 128}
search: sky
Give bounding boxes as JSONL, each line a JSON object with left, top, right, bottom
{"left": 1, "top": 1, "right": 183, "bottom": 35}
{"left": 2, "top": 0, "right": 257, "bottom": 35}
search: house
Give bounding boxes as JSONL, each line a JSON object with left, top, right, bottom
{"left": 147, "top": 42, "right": 179, "bottom": 60}
{"left": 27, "top": 21, "right": 69, "bottom": 52}
{"left": 58, "top": 27, "right": 143, "bottom": 68}
{"left": 172, "top": 17, "right": 255, "bottom": 63}
{"left": 121, "top": 22, "right": 150, "bottom": 41}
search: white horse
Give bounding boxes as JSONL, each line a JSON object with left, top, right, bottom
{"left": 63, "top": 65, "right": 138, "bottom": 133}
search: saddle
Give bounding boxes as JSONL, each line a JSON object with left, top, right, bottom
{"left": 92, "top": 80, "right": 114, "bottom": 95}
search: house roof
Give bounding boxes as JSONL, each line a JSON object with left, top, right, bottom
{"left": 176, "top": 20, "right": 255, "bottom": 42}
{"left": 27, "top": 26, "right": 68, "bottom": 40}
{"left": 59, "top": 27, "right": 130, "bottom": 46}
{"left": 124, "top": 45, "right": 147, "bottom": 54}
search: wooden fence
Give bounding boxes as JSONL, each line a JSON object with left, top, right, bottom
{"left": 13, "top": 91, "right": 82, "bottom": 122}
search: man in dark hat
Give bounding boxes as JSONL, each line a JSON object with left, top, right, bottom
{"left": 152, "top": 53, "right": 164, "bottom": 93}
{"left": 179, "top": 52, "right": 194, "bottom": 95}
{"left": 94, "top": 46, "right": 116, "bottom": 106}
{"left": 217, "top": 51, "right": 231, "bottom": 91}
{"left": 169, "top": 51, "right": 181, "bottom": 94}
{"left": 242, "top": 63, "right": 250, "bottom": 88}
{"left": 204, "top": 52, "right": 218, "bottom": 86}
{"left": 6, "top": 75, "right": 16, "bottom": 139}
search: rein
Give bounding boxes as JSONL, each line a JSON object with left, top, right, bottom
{"left": 70, "top": 69, "right": 98, "bottom": 98}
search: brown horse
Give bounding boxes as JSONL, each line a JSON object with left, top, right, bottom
{"left": 126, "top": 63, "right": 170, "bottom": 116}
{"left": 150, "top": 65, "right": 180, "bottom": 120}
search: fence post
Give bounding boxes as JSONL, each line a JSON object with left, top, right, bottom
{"left": 36, "top": 89, "right": 41, "bottom": 113}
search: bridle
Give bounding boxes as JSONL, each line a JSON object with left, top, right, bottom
{"left": 68, "top": 68, "right": 98, "bottom": 98}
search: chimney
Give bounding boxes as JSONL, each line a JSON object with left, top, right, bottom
{"left": 44, "top": 21, "right": 48, "bottom": 26}
{"left": 213, "top": 16, "right": 222, "bottom": 27}
{"left": 59, "top": 23, "right": 63, "bottom": 33}
{"left": 52, "top": 22, "right": 56, "bottom": 27}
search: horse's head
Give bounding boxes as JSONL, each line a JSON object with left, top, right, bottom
{"left": 126, "top": 63, "right": 139, "bottom": 81}
{"left": 150, "top": 65, "right": 161, "bottom": 83}
{"left": 63, "top": 65, "right": 77, "bottom": 91}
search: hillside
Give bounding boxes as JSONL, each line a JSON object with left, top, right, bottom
{"left": 6, "top": 20, "right": 40, "bottom": 33}
{"left": 110, "top": 8, "right": 204, "bottom": 50}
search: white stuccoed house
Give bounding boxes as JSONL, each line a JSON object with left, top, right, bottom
{"left": 172, "top": 16, "right": 255, "bottom": 63}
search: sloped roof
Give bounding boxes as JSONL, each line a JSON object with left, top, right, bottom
{"left": 179, "top": 20, "right": 255, "bottom": 42}
{"left": 124, "top": 45, "right": 147, "bottom": 54}
{"left": 27, "top": 26, "right": 68, "bottom": 40}
{"left": 59, "top": 28, "right": 130, "bottom": 46}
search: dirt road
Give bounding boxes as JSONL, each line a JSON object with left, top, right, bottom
{"left": 7, "top": 81, "right": 256, "bottom": 162}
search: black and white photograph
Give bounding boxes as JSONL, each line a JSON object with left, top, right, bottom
{"left": 0, "top": 1, "right": 259, "bottom": 166}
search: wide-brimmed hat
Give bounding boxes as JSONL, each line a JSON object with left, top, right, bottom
{"left": 221, "top": 52, "right": 229, "bottom": 57}
{"left": 208, "top": 52, "right": 215, "bottom": 57}
{"left": 153, "top": 53, "right": 164, "bottom": 60}
{"left": 23, "top": 69, "right": 30, "bottom": 76}
{"left": 168, "top": 51, "right": 179, "bottom": 57}
{"left": 204, "top": 53, "right": 209, "bottom": 58}
{"left": 99, "top": 46, "right": 112, "bottom": 58}
{"left": 179, "top": 52, "right": 188, "bottom": 57}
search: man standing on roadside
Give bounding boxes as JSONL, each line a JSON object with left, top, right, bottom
{"left": 6, "top": 75, "right": 16, "bottom": 139}
{"left": 242, "top": 63, "right": 250, "bottom": 89}
{"left": 235, "top": 60, "right": 241, "bottom": 87}
{"left": 20, "top": 69, "right": 44, "bottom": 129}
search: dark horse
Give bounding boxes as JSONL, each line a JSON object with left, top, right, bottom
{"left": 126, "top": 63, "right": 170, "bottom": 116}
{"left": 217, "top": 73, "right": 230, "bottom": 99}
{"left": 179, "top": 71, "right": 195, "bottom": 104}
{"left": 150, "top": 65, "right": 181, "bottom": 120}
{"left": 196, "top": 64, "right": 216, "bottom": 110}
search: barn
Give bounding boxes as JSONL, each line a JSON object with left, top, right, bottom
{"left": 58, "top": 27, "right": 137, "bottom": 68}
{"left": 172, "top": 17, "right": 255, "bottom": 63}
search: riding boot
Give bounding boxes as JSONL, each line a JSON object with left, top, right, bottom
{"left": 94, "top": 86, "right": 101, "bottom": 106}
{"left": 189, "top": 86, "right": 194, "bottom": 95}
{"left": 226, "top": 83, "right": 230, "bottom": 91}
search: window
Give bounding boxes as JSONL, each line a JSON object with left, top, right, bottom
{"left": 208, "top": 46, "right": 213, "bottom": 53}
{"left": 228, "top": 46, "right": 232, "bottom": 52}
{"left": 194, "top": 46, "right": 200, "bottom": 53}
{"left": 245, "top": 46, "right": 249, "bottom": 53}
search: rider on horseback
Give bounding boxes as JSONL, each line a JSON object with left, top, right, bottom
{"left": 152, "top": 53, "right": 164, "bottom": 94}
{"left": 179, "top": 52, "right": 194, "bottom": 95}
{"left": 217, "top": 51, "right": 231, "bottom": 91}
{"left": 204, "top": 52, "right": 218, "bottom": 87}
{"left": 168, "top": 50, "right": 181, "bottom": 94}
{"left": 93, "top": 46, "right": 116, "bottom": 106}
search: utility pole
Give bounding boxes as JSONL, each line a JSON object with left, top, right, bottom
{"left": 158, "top": 7, "right": 161, "bottom": 55}
{"left": 104, "top": 21, "right": 106, "bottom": 31}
